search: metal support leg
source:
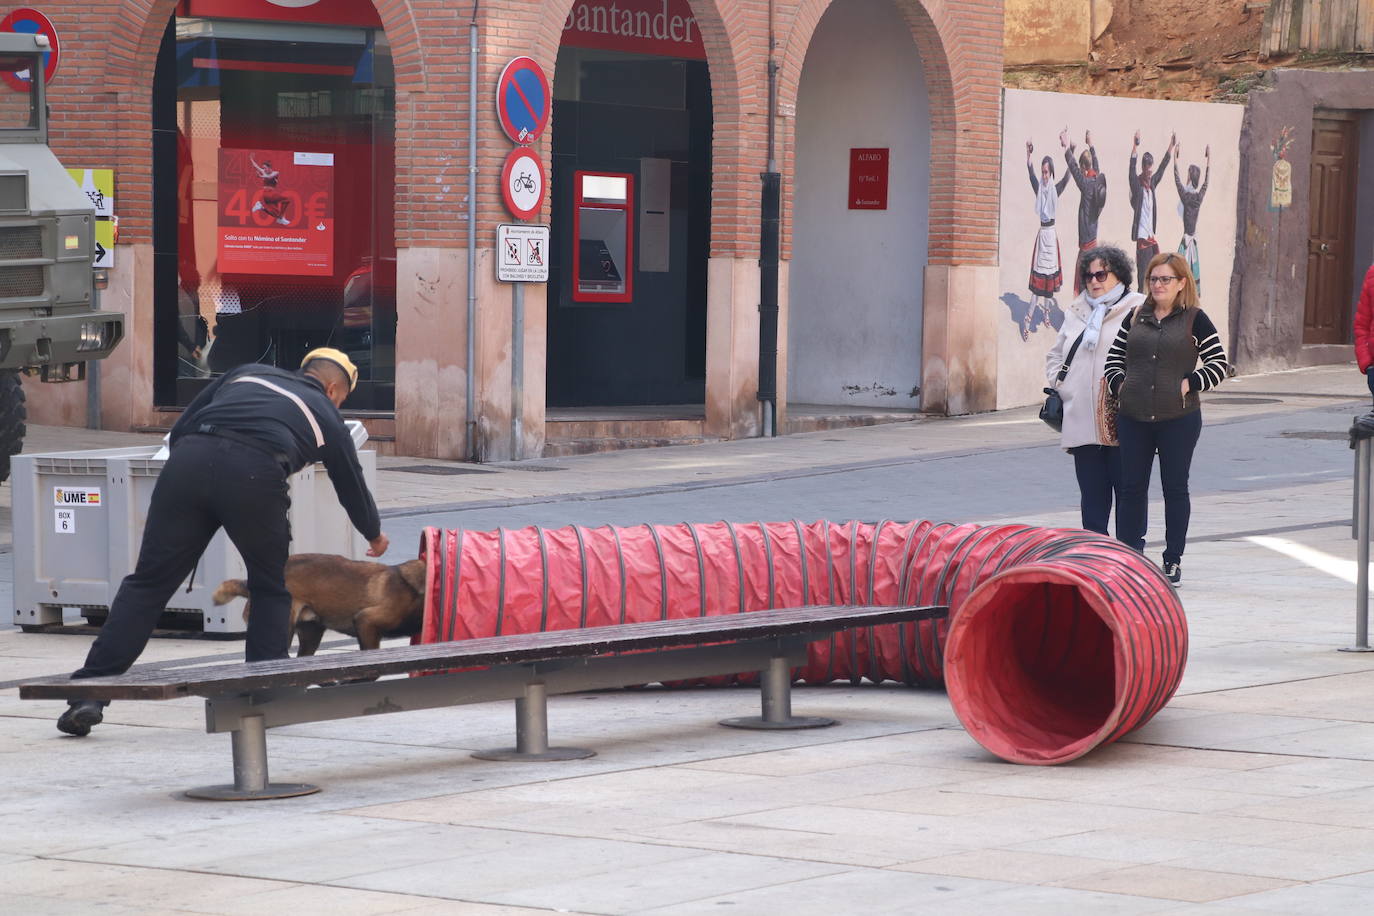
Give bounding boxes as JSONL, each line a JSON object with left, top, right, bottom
{"left": 1344, "top": 437, "right": 1374, "bottom": 653}
{"left": 473, "top": 681, "right": 595, "bottom": 761}
{"left": 720, "top": 655, "right": 836, "bottom": 730}
{"left": 186, "top": 713, "right": 320, "bottom": 800}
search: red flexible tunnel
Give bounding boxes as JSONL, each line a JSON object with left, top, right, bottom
{"left": 419, "top": 521, "right": 1185, "bottom": 764}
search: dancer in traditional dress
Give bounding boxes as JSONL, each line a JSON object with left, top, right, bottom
{"left": 1025, "top": 139, "right": 1070, "bottom": 340}
{"left": 1127, "top": 131, "right": 1173, "bottom": 292}
{"left": 1173, "top": 143, "right": 1210, "bottom": 292}
{"left": 1063, "top": 129, "right": 1107, "bottom": 296}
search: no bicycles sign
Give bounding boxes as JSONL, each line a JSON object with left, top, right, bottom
{"left": 500, "top": 147, "right": 545, "bottom": 220}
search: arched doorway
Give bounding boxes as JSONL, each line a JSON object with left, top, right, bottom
{"left": 546, "top": 0, "right": 713, "bottom": 408}
{"left": 788, "top": 0, "right": 929, "bottom": 412}
{"left": 150, "top": 2, "right": 397, "bottom": 411}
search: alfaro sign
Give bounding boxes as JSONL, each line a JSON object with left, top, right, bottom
{"left": 562, "top": 0, "right": 706, "bottom": 60}
{"left": 182, "top": 0, "right": 382, "bottom": 28}
{"left": 848, "top": 148, "right": 889, "bottom": 210}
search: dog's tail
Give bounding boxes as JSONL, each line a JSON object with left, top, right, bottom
{"left": 212, "top": 579, "right": 250, "bottom": 617}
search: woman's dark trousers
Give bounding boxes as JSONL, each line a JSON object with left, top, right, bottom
{"left": 1070, "top": 444, "right": 1122, "bottom": 536}
{"left": 1116, "top": 410, "right": 1203, "bottom": 565}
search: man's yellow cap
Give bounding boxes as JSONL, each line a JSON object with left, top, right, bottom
{"left": 300, "top": 347, "right": 358, "bottom": 392}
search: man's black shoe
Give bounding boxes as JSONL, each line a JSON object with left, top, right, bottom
{"left": 1162, "top": 561, "right": 1182, "bottom": 588}
{"left": 57, "top": 701, "right": 105, "bottom": 737}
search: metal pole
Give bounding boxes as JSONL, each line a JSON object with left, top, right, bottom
{"left": 466, "top": 4, "right": 480, "bottom": 460}
{"left": 1344, "top": 436, "right": 1374, "bottom": 652}
{"left": 185, "top": 710, "right": 319, "bottom": 799}
{"left": 719, "top": 645, "right": 834, "bottom": 730}
{"left": 231, "top": 714, "right": 269, "bottom": 792}
{"left": 85, "top": 361, "right": 101, "bottom": 430}
{"left": 472, "top": 678, "right": 594, "bottom": 760}
{"left": 1356, "top": 440, "right": 1365, "bottom": 540}
{"left": 86, "top": 268, "right": 102, "bottom": 430}
{"left": 755, "top": 0, "right": 780, "bottom": 438}
{"left": 514, "top": 681, "right": 548, "bottom": 754}
{"left": 511, "top": 281, "right": 524, "bottom": 459}
{"left": 760, "top": 654, "right": 791, "bottom": 723}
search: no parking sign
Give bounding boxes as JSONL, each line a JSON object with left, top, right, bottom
{"left": 496, "top": 56, "right": 550, "bottom": 144}
{"left": 0, "top": 8, "right": 59, "bottom": 91}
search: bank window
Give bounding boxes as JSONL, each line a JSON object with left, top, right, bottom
{"left": 573, "top": 171, "right": 633, "bottom": 303}
{"left": 156, "top": 16, "right": 396, "bottom": 410}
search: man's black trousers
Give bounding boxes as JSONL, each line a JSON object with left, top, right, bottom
{"left": 72, "top": 434, "right": 293, "bottom": 680}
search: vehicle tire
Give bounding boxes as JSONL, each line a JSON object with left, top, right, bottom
{"left": 0, "top": 369, "right": 27, "bottom": 484}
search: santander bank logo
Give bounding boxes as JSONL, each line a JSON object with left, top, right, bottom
{"left": 562, "top": 0, "right": 705, "bottom": 58}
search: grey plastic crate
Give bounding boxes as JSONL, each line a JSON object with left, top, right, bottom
{"left": 13, "top": 432, "right": 377, "bottom": 635}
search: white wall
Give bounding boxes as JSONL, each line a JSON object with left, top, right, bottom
{"left": 788, "top": 0, "right": 929, "bottom": 409}
{"left": 997, "top": 89, "right": 1244, "bottom": 408}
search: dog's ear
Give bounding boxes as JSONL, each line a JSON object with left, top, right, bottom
{"left": 397, "top": 559, "right": 428, "bottom": 595}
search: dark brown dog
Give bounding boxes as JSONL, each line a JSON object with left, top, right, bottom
{"left": 212, "top": 554, "right": 427, "bottom": 656}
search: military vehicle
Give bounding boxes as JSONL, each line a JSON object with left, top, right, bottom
{"left": 0, "top": 31, "right": 124, "bottom": 481}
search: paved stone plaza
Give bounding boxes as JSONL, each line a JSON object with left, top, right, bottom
{"left": 3, "top": 366, "right": 1373, "bottom": 914}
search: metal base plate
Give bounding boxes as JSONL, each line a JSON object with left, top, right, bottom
{"left": 719, "top": 715, "right": 836, "bottom": 730}
{"left": 184, "top": 782, "right": 321, "bottom": 801}
{"left": 471, "top": 747, "right": 596, "bottom": 761}
{"left": 1339, "top": 646, "right": 1374, "bottom": 653}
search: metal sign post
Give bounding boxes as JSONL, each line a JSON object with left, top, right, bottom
{"left": 494, "top": 56, "right": 550, "bottom": 461}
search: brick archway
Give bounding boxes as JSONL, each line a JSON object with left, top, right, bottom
{"left": 524, "top": 1, "right": 751, "bottom": 258}
{"left": 779, "top": 0, "right": 1000, "bottom": 265}
{"left": 100, "top": 0, "right": 428, "bottom": 245}
{"left": 779, "top": 0, "right": 1003, "bottom": 416}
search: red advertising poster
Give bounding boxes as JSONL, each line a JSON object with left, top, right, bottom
{"left": 217, "top": 149, "right": 335, "bottom": 277}
{"left": 562, "top": 0, "right": 706, "bottom": 60}
{"left": 848, "top": 148, "right": 889, "bottom": 210}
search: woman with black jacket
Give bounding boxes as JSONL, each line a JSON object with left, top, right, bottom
{"left": 1103, "top": 252, "right": 1229, "bottom": 586}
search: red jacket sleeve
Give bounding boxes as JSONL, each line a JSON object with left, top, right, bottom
{"left": 1356, "top": 265, "right": 1374, "bottom": 372}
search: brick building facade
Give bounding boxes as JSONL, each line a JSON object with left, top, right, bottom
{"left": 25, "top": 0, "right": 1004, "bottom": 459}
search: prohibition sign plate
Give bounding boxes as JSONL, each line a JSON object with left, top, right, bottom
{"left": 500, "top": 147, "right": 545, "bottom": 220}
{"left": 496, "top": 56, "right": 550, "bottom": 144}
{"left": 0, "top": 8, "right": 59, "bottom": 91}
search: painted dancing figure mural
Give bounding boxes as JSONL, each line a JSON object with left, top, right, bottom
{"left": 249, "top": 154, "right": 291, "bottom": 226}
{"left": 1062, "top": 128, "right": 1107, "bottom": 296}
{"left": 1127, "top": 130, "right": 1173, "bottom": 292}
{"left": 1024, "top": 139, "right": 1070, "bottom": 340}
{"left": 1173, "top": 143, "right": 1210, "bottom": 292}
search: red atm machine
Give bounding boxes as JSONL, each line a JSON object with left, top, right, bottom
{"left": 572, "top": 170, "right": 634, "bottom": 303}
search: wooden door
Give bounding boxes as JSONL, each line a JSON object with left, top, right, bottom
{"left": 1305, "top": 115, "right": 1359, "bottom": 344}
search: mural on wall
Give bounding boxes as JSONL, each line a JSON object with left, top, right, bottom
{"left": 1021, "top": 138, "right": 1070, "bottom": 340}
{"left": 1173, "top": 140, "right": 1210, "bottom": 291}
{"left": 998, "top": 89, "right": 1244, "bottom": 409}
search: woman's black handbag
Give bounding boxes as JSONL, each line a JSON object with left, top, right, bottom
{"left": 1039, "top": 387, "right": 1064, "bottom": 431}
{"left": 1040, "top": 330, "right": 1086, "bottom": 433}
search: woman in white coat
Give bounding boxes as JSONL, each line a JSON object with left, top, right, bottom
{"left": 1044, "top": 244, "right": 1146, "bottom": 535}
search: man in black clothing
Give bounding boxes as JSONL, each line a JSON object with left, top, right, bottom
{"left": 1062, "top": 129, "right": 1107, "bottom": 295}
{"left": 1128, "top": 130, "right": 1173, "bottom": 291}
{"left": 57, "top": 348, "right": 388, "bottom": 737}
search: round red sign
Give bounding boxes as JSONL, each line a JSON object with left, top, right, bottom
{"left": 500, "top": 147, "right": 545, "bottom": 220}
{"left": 495, "top": 57, "right": 551, "bottom": 145}
{"left": 0, "top": 8, "right": 60, "bottom": 91}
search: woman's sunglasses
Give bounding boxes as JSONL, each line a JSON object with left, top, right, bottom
{"left": 1082, "top": 270, "right": 1112, "bottom": 283}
